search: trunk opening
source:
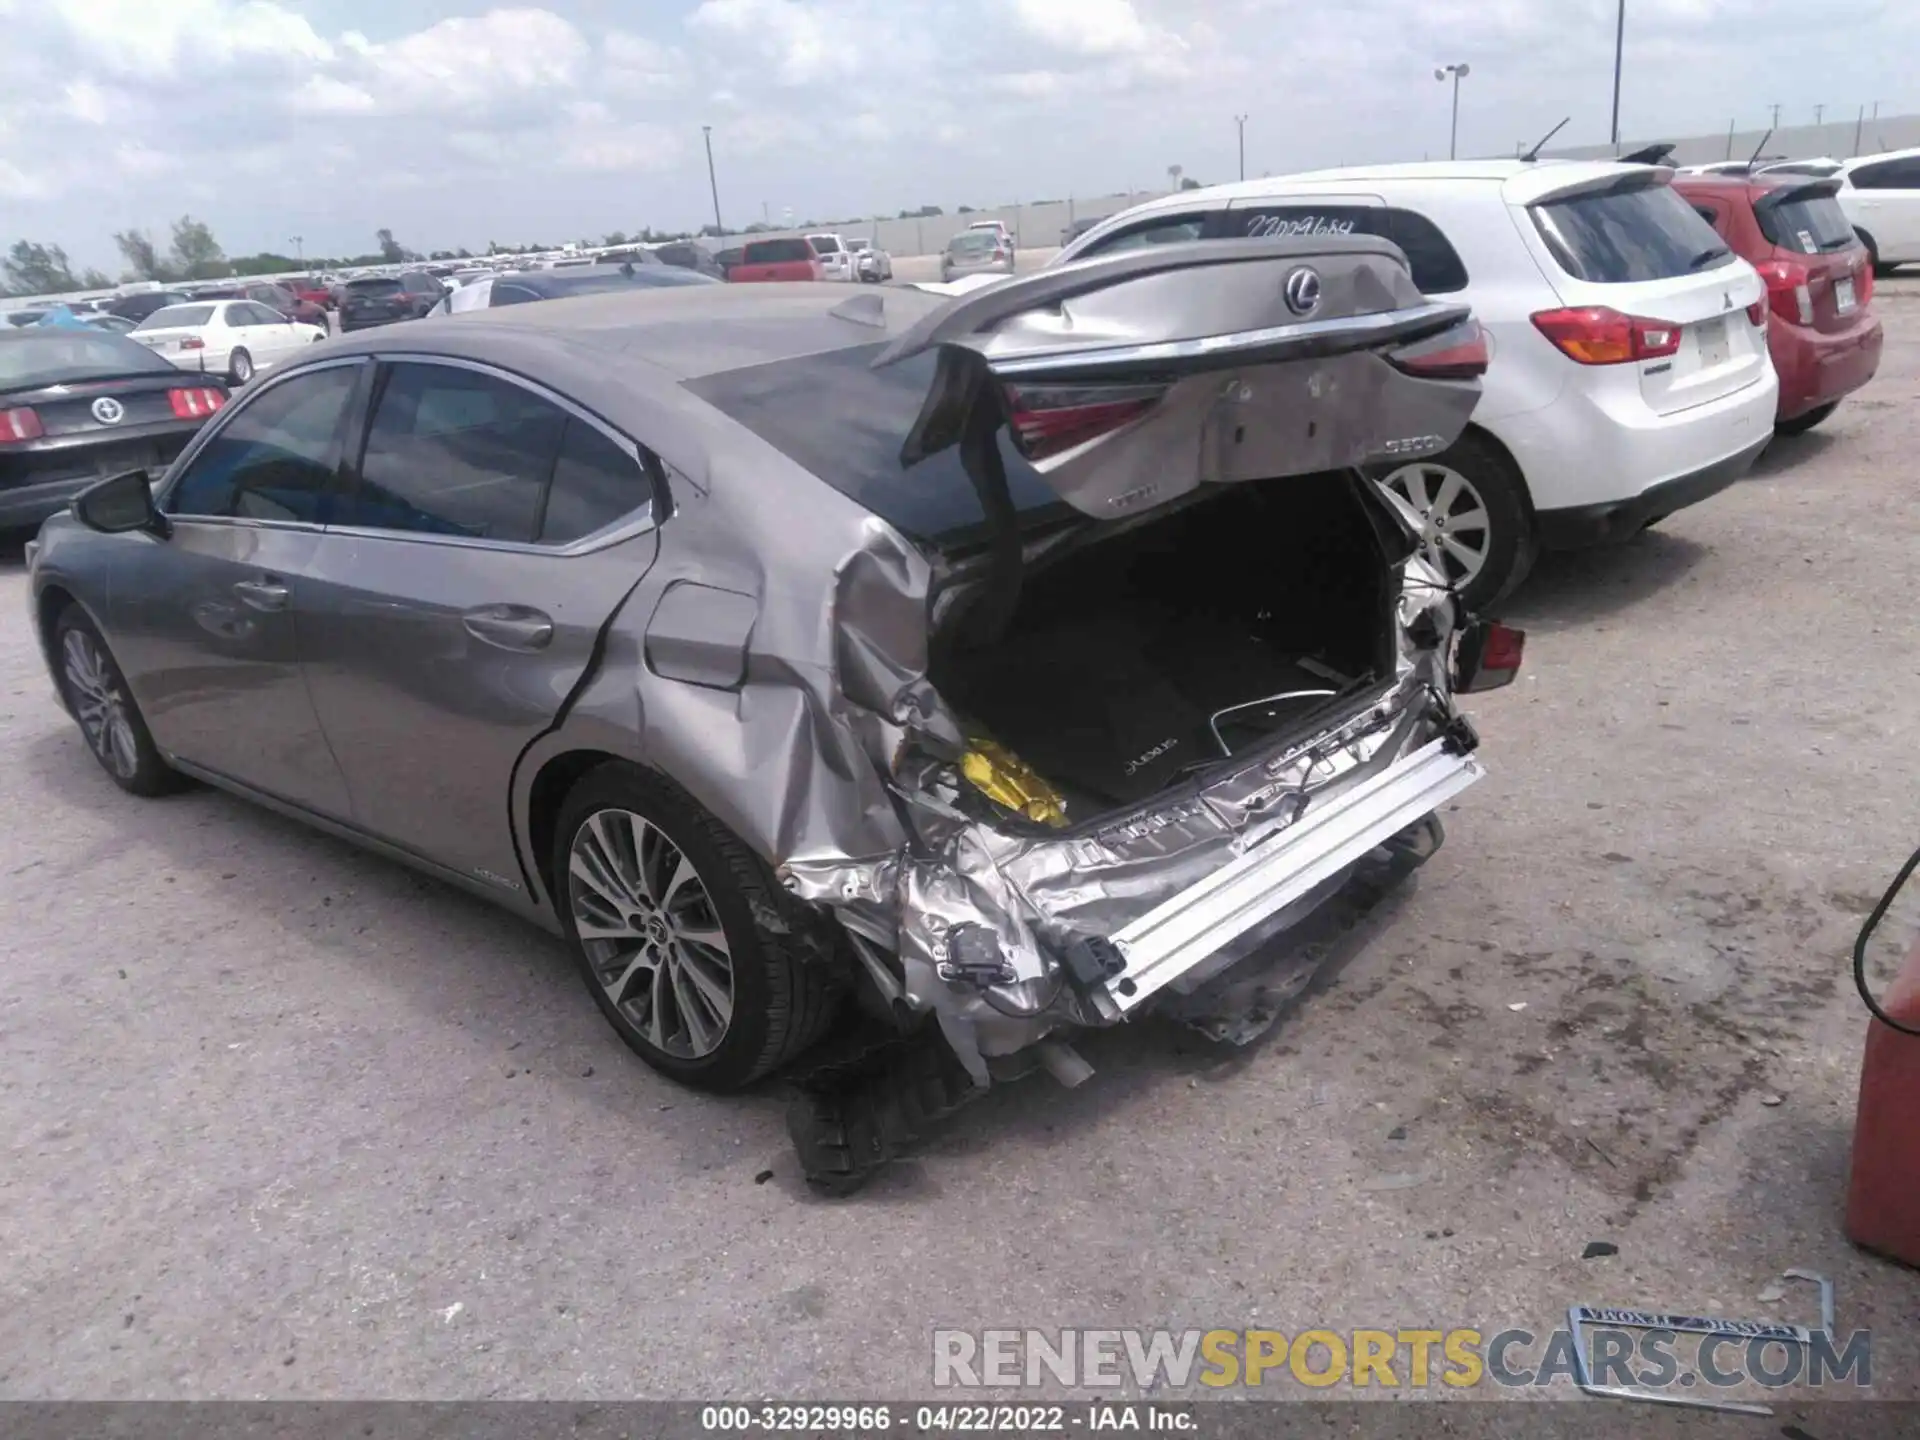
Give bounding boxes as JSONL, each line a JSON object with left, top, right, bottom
{"left": 930, "top": 470, "right": 1401, "bottom": 820}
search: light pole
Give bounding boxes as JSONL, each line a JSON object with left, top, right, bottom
{"left": 701, "top": 125, "right": 723, "bottom": 236}
{"left": 1609, "top": 0, "right": 1625, "bottom": 148}
{"left": 1234, "top": 114, "right": 1248, "bottom": 181}
{"left": 1435, "top": 64, "right": 1469, "bottom": 161}
{"left": 289, "top": 235, "right": 303, "bottom": 266}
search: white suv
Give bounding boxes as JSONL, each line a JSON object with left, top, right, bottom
{"left": 1054, "top": 161, "right": 1778, "bottom": 607}
{"left": 805, "top": 234, "right": 855, "bottom": 282}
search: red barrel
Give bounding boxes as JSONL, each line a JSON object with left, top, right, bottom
{"left": 1846, "top": 933, "right": 1920, "bottom": 1266}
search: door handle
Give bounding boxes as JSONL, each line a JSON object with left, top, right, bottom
{"left": 462, "top": 605, "right": 554, "bottom": 651}
{"left": 232, "top": 577, "right": 289, "bottom": 612}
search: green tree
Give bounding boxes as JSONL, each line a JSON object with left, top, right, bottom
{"left": 603, "top": 230, "right": 628, "bottom": 247}
{"left": 169, "top": 215, "right": 226, "bottom": 279}
{"left": 2, "top": 240, "right": 78, "bottom": 295}
{"left": 376, "top": 228, "right": 405, "bottom": 264}
{"left": 114, "top": 228, "right": 172, "bottom": 282}
{"left": 78, "top": 267, "right": 112, "bottom": 290}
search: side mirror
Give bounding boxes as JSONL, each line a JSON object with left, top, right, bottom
{"left": 74, "top": 469, "right": 167, "bottom": 536}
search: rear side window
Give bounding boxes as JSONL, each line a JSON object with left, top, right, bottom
{"left": 1756, "top": 190, "right": 1856, "bottom": 253}
{"left": 1850, "top": 157, "right": 1920, "bottom": 190}
{"left": 165, "top": 366, "right": 358, "bottom": 523}
{"left": 1531, "top": 182, "right": 1732, "bottom": 283}
{"left": 743, "top": 239, "right": 813, "bottom": 264}
{"left": 685, "top": 344, "right": 1062, "bottom": 545}
{"left": 345, "top": 363, "right": 566, "bottom": 542}
{"left": 1227, "top": 205, "right": 1470, "bottom": 293}
{"left": 539, "top": 419, "right": 657, "bottom": 543}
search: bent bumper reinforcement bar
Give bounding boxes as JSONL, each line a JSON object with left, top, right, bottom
{"left": 1100, "top": 737, "right": 1485, "bottom": 1014}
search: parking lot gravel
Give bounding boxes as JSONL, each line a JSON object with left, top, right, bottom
{"left": 3, "top": 278, "right": 1919, "bottom": 1403}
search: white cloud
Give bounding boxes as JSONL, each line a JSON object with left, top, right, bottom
{"left": 605, "top": 31, "right": 686, "bottom": 86}
{"left": 556, "top": 124, "right": 684, "bottom": 174}
{"left": 46, "top": 0, "right": 332, "bottom": 79}
{"left": 289, "top": 76, "right": 379, "bottom": 115}
{"left": 1007, "top": 0, "right": 1154, "bottom": 56}
{"left": 63, "top": 80, "right": 109, "bottom": 125}
{"left": 688, "top": 0, "right": 856, "bottom": 86}
{"left": 335, "top": 7, "right": 588, "bottom": 113}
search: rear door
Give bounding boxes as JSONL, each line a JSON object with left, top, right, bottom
{"left": 1511, "top": 169, "right": 1767, "bottom": 415}
{"left": 874, "top": 235, "right": 1482, "bottom": 521}
{"left": 297, "top": 358, "right": 664, "bottom": 893}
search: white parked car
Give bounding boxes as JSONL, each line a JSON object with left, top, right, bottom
{"left": 844, "top": 237, "right": 892, "bottom": 282}
{"left": 129, "top": 300, "right": 327, "bottom": 385}
{"left": 1815, "top": 149, "right": 1920, "bottom": 274}
{"left": 1055, "top": 160, "right": 1777, "bottom": 607}
{"left": 804, "top": 234, "right": 855, "bottom": 282}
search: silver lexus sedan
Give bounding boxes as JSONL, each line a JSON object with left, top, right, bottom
{"left": 26, "top": 240, "right": 1516, "bottom": 1190}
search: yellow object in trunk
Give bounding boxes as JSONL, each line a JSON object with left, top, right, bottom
{"left": 962, "top": 738, "right": 1069, "bottom": 827}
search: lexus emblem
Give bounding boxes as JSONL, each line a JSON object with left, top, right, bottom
{"left": 91, "top": 396, "right": 125, "bottom": 425}
{"left": 1283, "top": 266, "right": 1322, "bottom": 317}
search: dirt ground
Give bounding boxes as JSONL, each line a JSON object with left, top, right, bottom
{"left": 2, "top": 278, "right": 1918, "bottom": 1407}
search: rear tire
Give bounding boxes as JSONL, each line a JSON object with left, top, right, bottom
{"left": 553, "top": 763, "right": 841, "bottom": 1093}
{"left": 52, "top": 610, "right": 182, "bottom": 797}
{"left": 1378, "top": 430, "right": 1536, "bottom": 613}
{"left": 228, "top": 349, "right": 253, "bottom": 385}
{"left": 1776, "top": 401, "right": 1838, "bottom": 436}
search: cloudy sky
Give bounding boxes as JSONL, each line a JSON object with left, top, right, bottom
{"left": 2, "top": 0, "right": 1913, "bottom": 269}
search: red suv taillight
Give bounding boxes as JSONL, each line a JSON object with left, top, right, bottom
{"left": 1531, "top": 307, "right": 1681, "bottom": 365}
{"left": 1858, "top": 259, "right": 1874, "bottom": 307}
{"left": 168, "top": 386, "right": 227, "bottom": 419}
{"left": 0, "top": 405, "right": 44, "bottom": 442}
{"left": 1003, "top": 382, "right": 1164, "bottom": 461}
{"left": 1755, "top": 259, "right": 1815, "bottom": 326}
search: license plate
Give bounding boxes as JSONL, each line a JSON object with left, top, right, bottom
{"left": 1695, "top": 315, "right": 1730, "bottom": 369}
{"left": 1835, "top": 276, "right": 1857, "bottom": 313}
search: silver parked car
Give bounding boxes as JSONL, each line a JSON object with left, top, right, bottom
{"left": 27, "top": 240, "right": 1515, "bottom": 1190}
{"left": 939, "top": 228, "right": 1016, "bottom": 282}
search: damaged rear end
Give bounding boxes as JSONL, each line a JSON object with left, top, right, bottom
{"left": 726, "top": 238, "right": 1503, "bottom": 1186}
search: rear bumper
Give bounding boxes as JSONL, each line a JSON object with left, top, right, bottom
{"left": 1770, "top": 313, "right": 1883, "bottom": 420}
{"left": 1492, "top": 361, "right": 1778, "bottom": 515}
{"left": 1535, "top": 432, "right": 1769, "bottom": 548}
{"left": 1, "top": 423, "right": 198, "bottom": 527}
{"left": 1098, "top": 738, "right": 1484, "bottom": 1014}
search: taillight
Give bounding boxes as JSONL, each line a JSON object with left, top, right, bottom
{"left": 1531, "top": 307, "right": 1680, "bottom": 365}
{"left": 179, "top": 336, "right": 205, "bottom": 350}
{"left": 168, "top": 387, "right": 227, "bottom": 419}
{"left": 1453, "top": 619, "right": 1525, "bottom": 693}
{"left": 1003, "top": 383, "right": 1164, "bottom": 461}
{"left": 1859, "top": 262, "right": 1874, "bottom": 307}
{"left": 1755, "top": 259, "right": 1814, "bottom": 326}
{"left": 0, "top": 405, "right": 44, "bottom": 442}
{"left": 1387, "top": 319, "right": 1490, "bottom": 380}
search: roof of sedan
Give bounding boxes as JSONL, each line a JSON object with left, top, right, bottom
{"left": 319, "top": 282, "right": 951, "bottom": 380}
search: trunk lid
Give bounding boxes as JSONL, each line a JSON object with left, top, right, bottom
{"left": 875, "top": 235, "right": 1483, "bottom": 524}
{"left": 1753, "top": 179, "right": 1875, "bottom": 332}
{"left": 1514, "top": 168, "right": 1767, "bottom": 417}
{"left": 6, "top": 373, "right": 208, "bottom": 436}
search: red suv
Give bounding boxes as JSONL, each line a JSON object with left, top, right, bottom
{"left": 1672, "top": 173, "right": 1882, "bottom": 433}
{"left": 726, "top": 237, "right": 824, "bottom": 283}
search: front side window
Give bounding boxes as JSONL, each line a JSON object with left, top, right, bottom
{"left": 1531, "top": 181, "right": 1734, "bottom": 283}
{"left": 340, "top": 362, "right": 567, "bottom": 542}
{"left": 164, "top": 366, "right": 358, "bottom": 523}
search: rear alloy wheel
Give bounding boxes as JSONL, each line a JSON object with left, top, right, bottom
{"left": 1380, "top": 431, "right": 1535, "bottom": 611}
{"left": 228, "top": 348, "right": 253, "bottom": 385}
{"left": 54, "top": 611, "right": 180, "bottom": 797}
{"left": 1776, "top": 400, "right": 1839, "bottom": 436}
{"left": 554, "top": 765, "right": 840, "bottom": 1092}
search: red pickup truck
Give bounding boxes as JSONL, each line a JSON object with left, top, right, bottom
{"left": 726, "top": 237, "right": 825, "bottom": 283}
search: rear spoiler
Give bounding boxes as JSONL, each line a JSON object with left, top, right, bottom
{"left": 1753, "top": 176, "right": 1844, "bottom": 214}
{"left": 1620, "top": 143, "right": 1676, "bottom": 165}
{"left": 1504, "top": 164, "right": 1674, "bottom": 208}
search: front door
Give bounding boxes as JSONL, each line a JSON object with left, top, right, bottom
{"left": 108, "top": 359, "right": 366, "bottom": 816}
{"left": 298, "top": 358, "right": 663, "bottom": 894}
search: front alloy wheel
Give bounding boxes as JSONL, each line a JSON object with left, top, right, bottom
{"left": 63, "top": 627, "right": 140, "bottom": 783}
{"left": 568, "top": 809, "right": 734, "bottom": 1059}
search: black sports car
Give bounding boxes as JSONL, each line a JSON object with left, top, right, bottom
{"left": 0, "top": 328, "right": 228, "bottom": 530}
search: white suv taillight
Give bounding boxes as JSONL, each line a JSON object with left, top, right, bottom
{"left": 1530, "top": 307, "right": 1681, "bottom": 365}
